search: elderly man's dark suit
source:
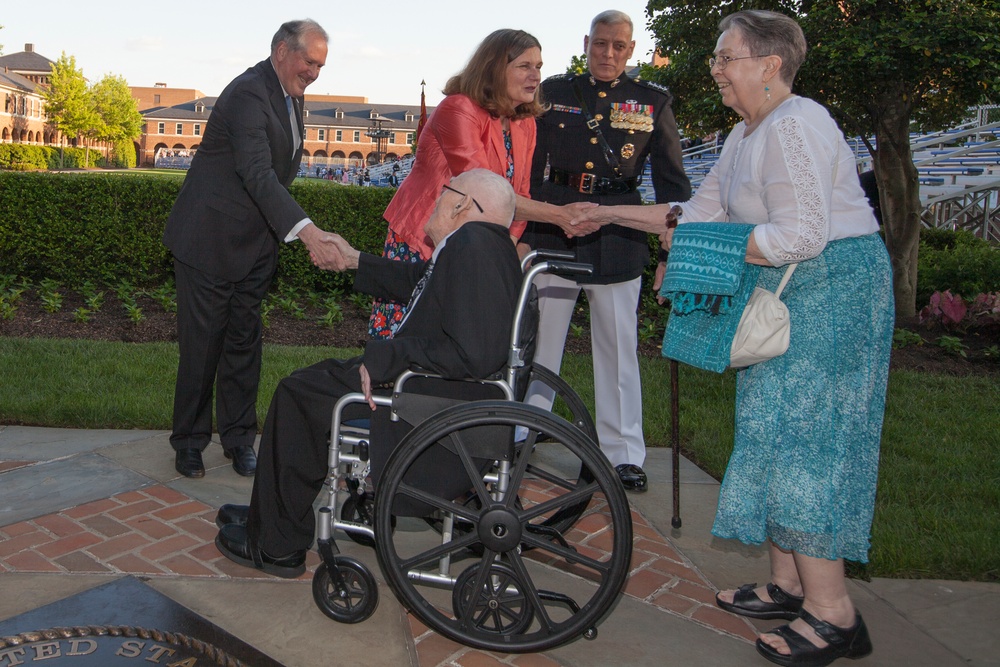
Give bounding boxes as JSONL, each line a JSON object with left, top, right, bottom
{"left": 163, "top": 57, "right": 307, "bottom": 455}
{"left": 247, "top": 221, "right": 523, "bottom": 556}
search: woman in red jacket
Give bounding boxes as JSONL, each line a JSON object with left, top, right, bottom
{"left": 369, "top": 28, "right": 544, "bottom": 338}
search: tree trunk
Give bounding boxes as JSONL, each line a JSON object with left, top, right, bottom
{"left": 872, "top": 93, "right": 921, "bottom": 319}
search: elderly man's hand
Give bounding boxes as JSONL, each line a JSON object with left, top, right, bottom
{"left": 326, "top": 233, "right": 361, "bottom": 270}
{"left": 652, "top": 261, "right": 667, "bottom": 305}
{"left": 358, "top": 363, "right": 376, "bottom": 410}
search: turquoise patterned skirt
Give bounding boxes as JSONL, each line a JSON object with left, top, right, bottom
{"left": 711, "top": 233, "right": 894, "bottom": 563}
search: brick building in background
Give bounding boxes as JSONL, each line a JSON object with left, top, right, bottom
{"left": 0, "top": 44, "right": 57, "bottom": 146}
{"left": 137, "top": 85, "right": 425, "bottom": 169}
{"left": 1, "top": 44, "right": 427, "bottom": 169}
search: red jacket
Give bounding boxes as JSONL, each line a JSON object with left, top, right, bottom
{"left": 383, "top": 93, "right": 536, "bottom": 259}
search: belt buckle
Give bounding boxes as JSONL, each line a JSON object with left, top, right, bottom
{"left": 579, "top": 173, "right": 596, "bottom": 194}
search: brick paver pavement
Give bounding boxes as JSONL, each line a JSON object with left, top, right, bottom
{"left": 0, "top": 484, "right": 756, "bottom": 666}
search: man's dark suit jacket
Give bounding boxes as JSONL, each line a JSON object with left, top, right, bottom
{"left": 163, "top": 58, "right": 306, "bottom": 281}
{"left": 356, "top": 221, "right": 523, "bottom": 386}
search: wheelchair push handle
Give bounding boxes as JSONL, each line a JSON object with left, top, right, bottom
{"left": 543, "top": 261, "right": 593, "bottom": 278}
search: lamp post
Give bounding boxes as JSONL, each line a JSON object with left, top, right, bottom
{"left": 365, "top": 115, "right": 393, "bottom": 165}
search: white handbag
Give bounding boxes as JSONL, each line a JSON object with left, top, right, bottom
{"left": 730, "top": 263, "right": 797, "bottom": 368}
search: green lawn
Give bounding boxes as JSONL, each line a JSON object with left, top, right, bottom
{"left": 0, "top": 337, "right": 996, "bottom": 582}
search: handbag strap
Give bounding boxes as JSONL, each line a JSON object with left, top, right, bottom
{"left": 773, "top": 263, "right": 798, "bottom": 299}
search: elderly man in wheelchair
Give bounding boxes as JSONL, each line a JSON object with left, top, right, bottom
{"left": 214, "top": 169, "right": 633, "bottom": 652}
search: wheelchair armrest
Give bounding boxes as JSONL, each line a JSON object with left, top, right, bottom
{"left": 520, "top": 248, "right": 576, "bottom": 272}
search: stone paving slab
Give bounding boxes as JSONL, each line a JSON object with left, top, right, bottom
{"left": 0, "top": 426, "right": 165, "bottom": 460}
{"left": 0, "top": 452, "right": 154, "bottom": 526}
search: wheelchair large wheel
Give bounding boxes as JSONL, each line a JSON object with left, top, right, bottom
{"left": 424, "top": 364, "right": 596, "bottom": 542}
{"left": 312, "top": 555, "right": 379, "bottom": 624}
{"left": 526, "top": 363, "right": 597, "bottom": 443}
{"left": 519, "top": 363, "right": 597, "bottom": 537}
{"left": 374, "top": 401, "right": 632, "bottom": 653}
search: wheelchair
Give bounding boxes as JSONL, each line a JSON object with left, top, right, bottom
{"left": 309, "top": 250, "right": 634, "bottom": 653}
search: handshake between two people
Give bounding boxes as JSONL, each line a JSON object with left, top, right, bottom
{"left": 297, "top": 223, "right": 361, "bottom": 272}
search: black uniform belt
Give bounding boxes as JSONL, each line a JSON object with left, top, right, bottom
{"left": 549, "top": 168, "right": 638, "bottom": 195}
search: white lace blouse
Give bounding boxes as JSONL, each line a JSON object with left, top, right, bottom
{"left": 679, "top": 96, "right": 878, "bottom": 266}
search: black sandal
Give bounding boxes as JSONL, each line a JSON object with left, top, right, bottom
{"left": 755, "top": 610, "right": 873, "bottom": 667}
{"left": 715, "top": 582, "right": 804, "bottom": 620}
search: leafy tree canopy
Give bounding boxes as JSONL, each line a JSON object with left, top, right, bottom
{"left": 90, "top": 74, "right": 144, "bottom": 144}
{"left": 643, "top": 0, "right": 1000, "bottom": 317}
{"left": 644, "top": 0, "right": 1000, "bottom": 140}
{"left": 42, "top": 53, "right": 97, "bottom": 141}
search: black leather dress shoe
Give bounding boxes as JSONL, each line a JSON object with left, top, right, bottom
{"left": 215, "top": 523, "right": 306, "bottom": 579}
{"left": 615, "top": 463, "right": 648, "bottom": 492}
{"left": 215, "top": 504, "right": 250, "bottom": 529}
{"left": 175, "top": 448, "right": 205, "bottom": 478}
{"left": 224, "top": 445, "right": 257, "bottom": 477}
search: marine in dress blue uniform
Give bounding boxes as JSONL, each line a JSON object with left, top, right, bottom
{"left": 520, "top": 10, "right": 690, "bottom": 491}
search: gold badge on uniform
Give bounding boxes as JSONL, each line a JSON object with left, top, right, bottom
{"left": 610, "top": 101, "right": 654, "bottom": 133}
{"left": 621, "top": 143, "right": 635, "bottom": 160}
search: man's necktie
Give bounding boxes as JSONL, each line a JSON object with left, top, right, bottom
{"left": 285, "top": 95, "right": 301, "bottom": 154}
{"left": 394, "top": 261, "right": 435, "bottom": 334}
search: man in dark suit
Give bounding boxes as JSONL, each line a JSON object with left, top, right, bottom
{"left": 163, "top": 19, "right": 342, "bottom": 479}
{"left": 213, "top": 169, "right": 524, "bottom": 577}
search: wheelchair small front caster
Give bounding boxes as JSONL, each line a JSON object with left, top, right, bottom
{"left": 452, "top": 561, "right": 533, "bottom": 636}
{"left": 312, "top": 555, "right": 379, "bottom": 623}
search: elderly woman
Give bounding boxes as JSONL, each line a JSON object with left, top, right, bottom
{"left": 368, "top": 28, "right": 544, "bottom": 338}
{"left": 572, "top": 10, "right": 892, "bottom": 667}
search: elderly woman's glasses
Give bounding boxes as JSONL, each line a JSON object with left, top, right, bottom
{"left": 707, "top": 54, "right": 769, "bottom": 70}
{"left": 441, "top": 184, "right": 484, "bottom": 213}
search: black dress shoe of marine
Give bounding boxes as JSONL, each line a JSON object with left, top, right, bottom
{"left": 175, "top": 448, "right": 205, "bottom": 478}
{"left": 615, "top": 463, "right": 648, "bottom": 492}
{"left": 224, "top": 445, "right": 257, "bottom": 477}
{"left": 215, "top": 504, "right": 250, "bottom": 529}
{"left": 215, "top": 523, "right": 306, "bottom": 579}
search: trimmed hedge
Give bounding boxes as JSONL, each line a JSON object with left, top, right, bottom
{"left": 0, "top": 172, "right": 393, "bottom": 293}
{"left": 3, "top": 171, "right": 994, "bottom": 307}
{"left": 917, "top": 227, "right": 1000, "bottom": 304}
{"left": 0, "top": 144, "right": 108, "bottom": 171}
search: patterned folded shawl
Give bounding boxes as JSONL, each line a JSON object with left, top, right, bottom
{"left": 659, "top": 222, "right": 760, "bottom": 373}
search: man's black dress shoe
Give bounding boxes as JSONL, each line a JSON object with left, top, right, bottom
{"left": 215, "top": 523, "right": 306, "bottom": 579}
{"left": 215, "top": 504, "right": 250, "bottom": 529}
{"left": 175, "top": 448, "right": 205, "bottom": 478}
{"left": 615, "top": 463, "right": 648, "bottom": 492}
{"left": 224, "top": 445, "right": 257, "bottom": 477}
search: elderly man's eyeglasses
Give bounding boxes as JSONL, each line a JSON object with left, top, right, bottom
{"left": 707, "top": 54, "right": 769, "bottom": 70}
{"left": 442, "top": 184, "right": 484, "bottom": 213}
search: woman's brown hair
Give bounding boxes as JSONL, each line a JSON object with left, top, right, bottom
{"left": 443, "top": 29, "right": 545, "bottom": 119}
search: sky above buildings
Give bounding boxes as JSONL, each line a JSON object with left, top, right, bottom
{"left": 1, "top": 0, "right": 658, "bottom": 106}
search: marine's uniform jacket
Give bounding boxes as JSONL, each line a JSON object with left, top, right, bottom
{"left": 521, "top": 72, "right": 691, "bottom": 284}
